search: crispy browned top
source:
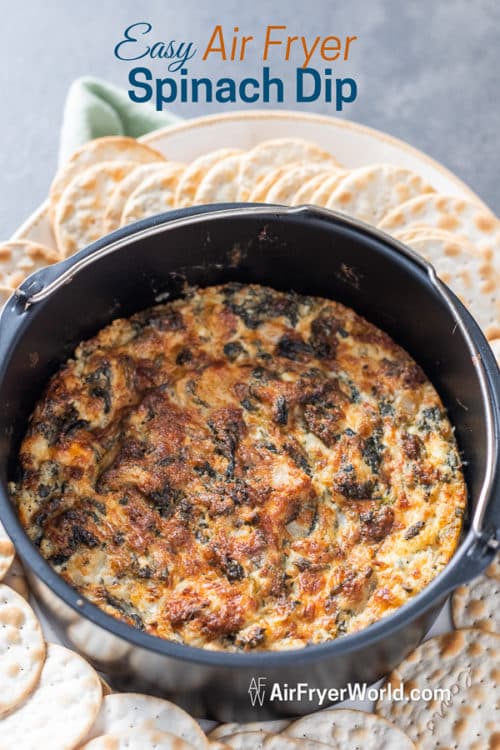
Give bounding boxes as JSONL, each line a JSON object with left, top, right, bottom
{"left": 14, "top": 284, "right": 466, "bottom": 650}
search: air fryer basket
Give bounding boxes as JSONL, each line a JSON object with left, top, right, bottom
{"left": 0, "top": 204, "right": 498, "bottom": 720}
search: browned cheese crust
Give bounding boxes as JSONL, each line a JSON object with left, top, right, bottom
{"left": 14, "top": 284, "right": 466, "bottom": 650}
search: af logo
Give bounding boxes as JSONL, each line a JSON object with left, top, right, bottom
{"left": 248, "top": 676, "right": 267, "bottom": 706}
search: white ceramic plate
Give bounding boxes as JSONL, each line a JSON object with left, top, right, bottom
{"left": 13, "top": 109, "right": 473, "bottom": 716}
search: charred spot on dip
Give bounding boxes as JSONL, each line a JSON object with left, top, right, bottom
{"left": 13, "top": 283, "right": 466, "bottom": 651}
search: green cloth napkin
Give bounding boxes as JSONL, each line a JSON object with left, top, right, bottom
{"left": 59, "top": 77, "right": 181, "bottom": 164}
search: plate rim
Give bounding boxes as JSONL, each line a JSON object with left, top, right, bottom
{"left": 12, "top": 108, "right": 490, "bottom": 242}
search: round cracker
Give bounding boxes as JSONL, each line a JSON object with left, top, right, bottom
{"left": 452, "top": 573, "right": 500, "bottom": 633}
{"left": 263, "top": 737, "right": 330, "bottom": 750}
{"left": 309, "top": 171, "right": 347, "bottom": 207}
{"left": 488, "top": 339, "right": 500, "bottom": 365}
{"left": 291, "top": 171, "right": 339, "bottom": 205}
{"left": 80, "top": 729, "right": 196, "bottom": 749}
{"left": 0, "top": 584, "right": 46, "bottom": 716}
{"left": 104, "top": 163, "right": 171, "bottom": 232}
{"left": 238, "top": 138, "right": 339, "bottom": 200}
{"left": 209, "top": 721, "right": 289, "bottom": 741}
{"left": 247, "top": 164, "right": 302, "bottom": 203}
{"left": 221, "top": 732, "right": 270, "bottom": 750}
{"left": 0, "top": 240, "right": 60, "bottom": 289}
{"left": 378, "top": 194, "right": 500, "bottom": 263}
{"left": 397, "top": 229, "right": 499, "bottom": 337}
{"left": 0, "top": 642, "right": 102, "bottom": 749}
{"left": 376, "top": 629, "right": 500, "bottom": 750}
{"left": 326, "top": 165, "right": 435, "bottom": 225}
{"left": 2, "top": 556, "right": 29, "bottom": 600}
{"left": 0, "top": 520, "right": 15, "bottom": 581}
{"left": 175, "top": 148, "right": 243, "bottom": 208}
{"left": 284, "top": 708, "right": 415, "bottom": 749}
{"left": 100, "top": 677, "right": 114, "bottom": 696}
{"left": 392, "top": 225, "right": 449, "bottom": 245}
{"left": 194, "top": 154, "right": 244, "bottom": 205}
{"left": 220, "top": 734, "right": 325, "bottom": 750}
{"left": 266, "top": 164, "right": 336, "bottom": 205}
{"left": 86, "top": 693, "right": 208, "bottom": 749}
{"left": 394, "top": 225, "right": 488, "bottom": 248}
{"left": 208, "top": 724, "right": 243, "bottom": 740}
{"left": 120, "top": 163, "right": 186, "bottom": 227}
{"left": 54, "top": 161, "right": 139, "bottom": 257}
{"left": 49, "top": 136, "right": 166, "bottom": 224}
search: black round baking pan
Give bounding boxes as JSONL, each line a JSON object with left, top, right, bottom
{"left": 0, "top": 204, "right": 498, "bottom": 721}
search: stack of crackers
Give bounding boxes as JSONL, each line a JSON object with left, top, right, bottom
{"left": 1, "top": 135, "right": 499, "bottom": 354}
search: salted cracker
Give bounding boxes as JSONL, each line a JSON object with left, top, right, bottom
{"left": 263, "top": 736, "right": 335, "bottom": 750}
{"left": 194, "top": 154, "right": 245, "bottom": 204}
{"left": 175, "top": 148, "right": 243, "bottom": 208}
{"left": 0, "top": 520, "right": 15, "bottom": 581}
{"left": 104, "top": 163, "right": 171, "bottom": 232}
{"left": 247, "top": 164, "right": 302, "bottom": 203}
{"left": 378, "top": 194, "right": 500, "bottom": 270}
{"left": 0, "top": 240, "right": 60, "bottom": 289}
{"left": 54, "top": 161, "right": 139, "bottom": 257}
{"left": 208, "top": 725, "right": 242, "bottom": 741}
{"left": 488, "top": 339, "right": 500, "bottom": 366}
{"left": 284, "top": 708, "right": 415, "bottom": 749}
{"left": 221, "top": 732, "right": 269, "bottom": 750}
{"left": 265, "top": 164, "right": 335, "bottom": 205}
{"left": 376, "top": 629, "right": 500, "bottom": 750}
{"left": 309, "top": 171, "right": 347, "bottom": 207}
{"left": 100, "top": 677, "right": 114, "bottom": 696}
{"left": 80, "top": 729, "right": 196, "bottom": 749}
{"left": 238, "top": 138, "right": 339, "bottom": 200}
{"left": 0, "top": 642, "right": 102, "bottom": 750}
{"left": 452, "top": 571, "right": 500, "bottom": 633}
{"left": 396, "top": 229, "right": 499, "bottom": 338}
{"left": 0, "top": 584, "right": 45, "bottom": 716}
{"left": 120, "top": 163, "right": 186, "bottom": 227}
{"left": 222, "top": 734, "right": 329, "bottom": 750}
{"left": 326, "top": 164, "right": 435, "bottom": 225}
{"left": 392, "top": 225, "right": 448, "bottom": 245}
{"left": 85, "top": 693, "right": 209, "bottom": 750}
{"left": 209, "top": 721, "right": 289, "bottom": 741}
{"left": 49, "top": 136, "right": 166, "bottom": 224}
{"left": 291, "top": 171, "right": 340, "bottom": 205}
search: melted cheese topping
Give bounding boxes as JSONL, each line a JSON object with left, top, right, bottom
{"left": 14, "top": 284, "right": 466, "bottom": 650}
